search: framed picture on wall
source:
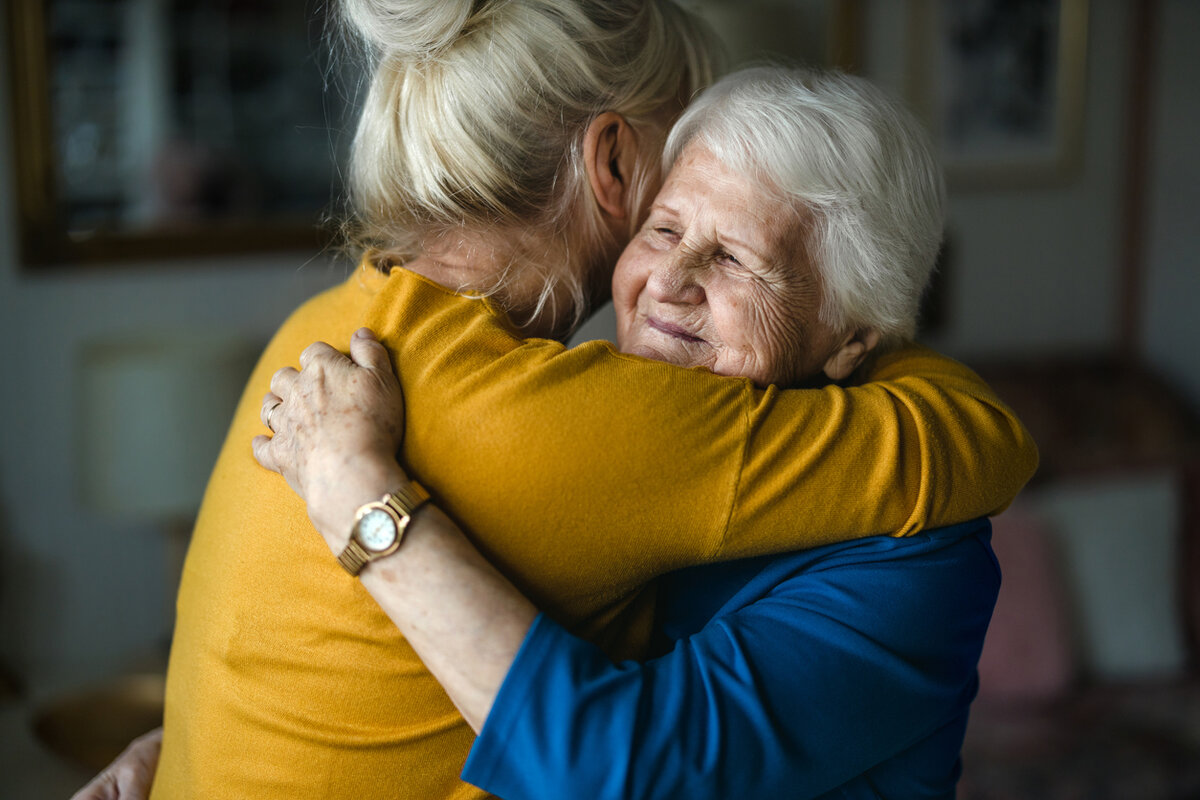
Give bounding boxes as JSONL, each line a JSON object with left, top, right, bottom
{"left": 4, "top": 0, "right": 356, "bottom": 269}
{"left": 907, "top": 0, "right": 1089, "bottom": 187}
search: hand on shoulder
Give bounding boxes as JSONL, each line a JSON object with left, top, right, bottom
{"left": 252, "top": 328, "right": 410, "bottom": 547}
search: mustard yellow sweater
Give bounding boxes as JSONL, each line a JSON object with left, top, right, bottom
{"left": 154, "top": 265, "right": 1036, "bottom": 799}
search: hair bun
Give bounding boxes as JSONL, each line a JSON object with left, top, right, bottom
{"left": 340, "top": 0, "right": 477, "bottom": 59}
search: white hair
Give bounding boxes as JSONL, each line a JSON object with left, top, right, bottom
{"left": 340, "top": 0, "right": 719, "bottom": 336}
{"left": 663, "top": 66, "right": 946, "bottom": 344}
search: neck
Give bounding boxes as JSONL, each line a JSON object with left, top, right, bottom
{"left": 399, "top": 233, "right": 578, "bottom": 343}
{"left": 403, "top": 234, "right": 505, "bottom": 294}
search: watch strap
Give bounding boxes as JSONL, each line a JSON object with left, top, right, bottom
{"left": 336, "top": 539, "right": 373, "bottom": 576}
{"left": 336, "top": 481, "right": 431, "bottom": 576}
{"left": 386, "top": 480, "right": 431, "bottom": 518}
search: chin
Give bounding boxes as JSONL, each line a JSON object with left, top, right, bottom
{"left": 624, "top": 340, "right": 672, "bottom": 363}
{"left": 623, "top": 341, "right": 658, "bottom": 359}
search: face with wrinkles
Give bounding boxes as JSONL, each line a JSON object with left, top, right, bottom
{"left": 613, "top": 143, "right": 859, "bottom": 387}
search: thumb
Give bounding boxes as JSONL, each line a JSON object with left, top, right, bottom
{"left": 251, "top": 435, "right": 280, "bottom": 475}
{"left": 350, "top": 328, "right": 391, "bottom": 372}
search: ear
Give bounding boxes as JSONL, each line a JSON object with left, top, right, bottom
{"left": 582, "top": 112, "right": 640, "bottom": 222}
{"left": 822, "top": 328, "right": 882, "bottom": 382}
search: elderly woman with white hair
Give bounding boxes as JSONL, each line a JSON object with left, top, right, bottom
{"left": 243, "top": 67, "right": 1021, "bottom": 798}
{"left": 76, "top": 2, "right": 1033, "bottom": 794}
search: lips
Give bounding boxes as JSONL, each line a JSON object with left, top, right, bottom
{"left": 647, "top": 317, "right": 704, "bottom": 343}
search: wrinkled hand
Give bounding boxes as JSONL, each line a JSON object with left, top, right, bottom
{"left": 69, "top": 727, "right": 162, "bottom": 800}
{"left": 252, "top": 328, "right": 408, "bottom": 547}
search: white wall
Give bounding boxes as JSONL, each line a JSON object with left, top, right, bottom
{"left": 937, "top": 1, "right": 1131, "bottom": 358}
{"left": 0, "top": 8, "right": 345, "bottom": 690}
{"left": 1144, "top": 0, "right": 1200, "bottom": 408}
{"left": 863, "top": 0, "right": 1135, "bottom": 359}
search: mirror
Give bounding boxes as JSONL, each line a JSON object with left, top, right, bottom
{"left": 5, "top": 0, "right": 356, "bottom": 267}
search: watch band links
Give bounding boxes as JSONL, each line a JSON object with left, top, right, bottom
{"left": 337, "top": 540, "right": 372, "bottom": 575}
{"left": 387, "top": 481, "right": 431, "bottom": 518}
{"left": 337, "top": 481, "right": 431, "bottom": 576}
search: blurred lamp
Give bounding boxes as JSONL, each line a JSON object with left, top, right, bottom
{"left": 79, "top": 332, "right": 259, "bottom": 520}
{"left": 39, "top": 332, "right": 259, "bottom": 771}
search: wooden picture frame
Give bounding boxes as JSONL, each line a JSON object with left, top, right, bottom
{"left": 907, "top": 0, "right": 1089, "bottom": 188}
{"left": 4, "top": 0, "right": 347, "bottom": 269}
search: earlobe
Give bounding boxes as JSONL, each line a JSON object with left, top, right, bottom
{"left": 583, "top": 112, "right": 638, "bottom": 221}
{"left": 822, "top": 329, "right": 882, "bottom": 381}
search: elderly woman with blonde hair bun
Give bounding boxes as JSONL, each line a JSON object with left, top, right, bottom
{"left": 74, "top": 3, "right": 1035, "bottom": 800}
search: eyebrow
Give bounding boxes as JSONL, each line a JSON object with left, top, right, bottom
{"left": 647, "top": 200, "right": 679, "bottom": 219}
{"left": 718, "top": 231, "right": 773, "bottom": 264}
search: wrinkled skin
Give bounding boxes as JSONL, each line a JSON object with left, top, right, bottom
{"left": 613, "top": 143, "right": 861, "bottom": 388}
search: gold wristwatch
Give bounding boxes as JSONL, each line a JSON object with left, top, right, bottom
{"left": 337, "top": 481, "right": 431, "bottom": 576}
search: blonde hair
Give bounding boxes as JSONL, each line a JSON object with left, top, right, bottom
{"left": 341, "top": 0, "right": 719, "bottom": 336}
{"left": 665, "top": 67, "right": 946, "bottom": 345}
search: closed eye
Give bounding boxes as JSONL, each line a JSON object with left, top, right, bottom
{"left": 650, "top": 226, "right": 681, "bottom": 245}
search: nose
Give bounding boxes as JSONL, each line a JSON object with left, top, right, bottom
{"left": 646, "top": 249, "right": 705, "bottom": 305}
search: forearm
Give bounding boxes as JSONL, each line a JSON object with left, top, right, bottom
{"left": 365, "top": 269, "right": 1037, "bottom": 580}
{"left": 253, "top": 328, "right": 537, "bottom": 731}
{"left": 323, "top": 460, "right": 537, "bottom": 732}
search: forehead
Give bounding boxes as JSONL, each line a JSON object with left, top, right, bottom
{"left": 657, "top": 145, "right": 805, "bottom": 252}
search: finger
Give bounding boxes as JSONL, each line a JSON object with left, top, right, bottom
{"left": 270, "top": 367, "right": 299, "bottom": 397}
{"left": 349, "top": 328, "right": 392, "bottom": 372}
{"left": 299, "top": 341, "right": 343, "bottom": 369}
{"left": 69, "top": 772, "right": 117, "bottom": 800}
{"left": 260, "top": 393, "right": 282, "bottom": 428}
{"left": 252, "top": 435, "right": 280, "bottom": 474}
{"left": 115, "top": 764, "right": 154, "bottom": 800}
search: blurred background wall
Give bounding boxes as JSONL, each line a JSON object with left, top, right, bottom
{"left": 0, "top": 6, "right": 350, "bottom": 684}
{"left": 0, "top": 0, "right": 1198, "bottom": 794}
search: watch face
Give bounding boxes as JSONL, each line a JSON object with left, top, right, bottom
{"left": 357, "top": 507, "right": 397, "bottom": 552}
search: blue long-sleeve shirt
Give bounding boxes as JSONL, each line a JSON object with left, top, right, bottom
{"left": 462, "top": 519, "right": 999, "bottom": 799}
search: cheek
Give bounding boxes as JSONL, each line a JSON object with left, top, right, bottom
{"left": 612, "top": 250, "right": 648, "bottom": 310}
{"left": 611, "top": 257, "right": 644, "bottom": 335}
{"left": 732, "top": 286, "right": 813, "bottom": 381}
{"left": 724, "top": 286, "right": 788, "bottom": 343}
{"left": 711, "top": 292, "right": 748, "bottom": 346}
